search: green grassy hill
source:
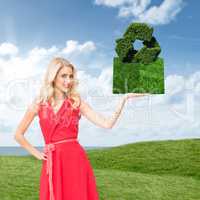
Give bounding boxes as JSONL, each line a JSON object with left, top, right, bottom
{"left": 0, "top": 138, "right": 199, "bottom": 200}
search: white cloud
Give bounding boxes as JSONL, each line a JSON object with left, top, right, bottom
{"left": 186, "top": 71, "right": 200, "bottom": 90}
{"left": 137, "top": 0, "right": 185, "bottom": 25}
{"left": 119, "top": 0, "right": 151, "bottom": 16}
{"left": 0, "top": 40, "right": 98, "bottom": 82}
{"left": 61, "top": 40, "right": 96, "bottom": 55}
{"left": 0, "top": 42, "right": 18, "bottom": 56}
{"left": 165, "top": 74, "right": 185, "bottom": 96}
{"left": 28, "top": 46, "right": 58, "bottom": 59}
{"left": 95, "top": 0, "right": 185, "bottom": 25}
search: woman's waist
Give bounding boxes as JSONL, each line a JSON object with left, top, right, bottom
{"left": 44, "top": 138, "right": 79, "bottom": 151}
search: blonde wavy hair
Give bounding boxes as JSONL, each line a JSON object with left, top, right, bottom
{"left": 35, "top": 57, "right": 81, "bottom": 109}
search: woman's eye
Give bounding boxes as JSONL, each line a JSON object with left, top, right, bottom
{"left": 62, "top": 74, "right": 73, "bottom": 78}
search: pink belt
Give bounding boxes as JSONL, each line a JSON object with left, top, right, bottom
{"left": 43, "top": 138, "right": 79, "bottom": 200}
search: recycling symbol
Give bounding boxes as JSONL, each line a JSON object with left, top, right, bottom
{"left": 115, "top": 22, "right": 161, "bottom": 64}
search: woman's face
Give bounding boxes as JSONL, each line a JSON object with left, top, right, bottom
{"left": 53, "top": 65, "right": 74, "bottom": 93}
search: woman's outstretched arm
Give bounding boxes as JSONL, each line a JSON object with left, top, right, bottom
{"left": 14, "top": 101, "right": 47, "bottom": 160}
{"left": 80, "top": 93, "right": 149, "bottom": 129}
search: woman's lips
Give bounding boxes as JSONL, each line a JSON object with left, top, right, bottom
{"left": 64, "top": 83, "right": 70, "bottom": 87}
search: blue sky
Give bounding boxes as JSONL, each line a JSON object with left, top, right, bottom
{"left": 0, "top": 0, "right": 199, "bottom": 76}
{"left": 0, "top": 0, "right": 199, "bottom": 146}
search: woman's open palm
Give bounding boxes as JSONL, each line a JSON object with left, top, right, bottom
{"left": 124, "top": 93, "right": 150, "bottom": 100}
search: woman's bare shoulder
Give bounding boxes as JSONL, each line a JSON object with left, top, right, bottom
{"left": 79, "top": 95, "right": 86, "bottom": 106}
{"left": 79, "top": 96, "right": 91, "bottom": 111}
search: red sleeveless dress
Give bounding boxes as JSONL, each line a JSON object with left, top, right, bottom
{"left": 38, "top": 97, "right": 99, "bottom": 200}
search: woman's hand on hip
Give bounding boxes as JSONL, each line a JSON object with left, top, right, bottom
{"left": 34, "top": 150, "right": 47, "bottom": 160}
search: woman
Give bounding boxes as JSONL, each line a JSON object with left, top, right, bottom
{"left": 14, "top": 57, "right": 149, "bottom": 200}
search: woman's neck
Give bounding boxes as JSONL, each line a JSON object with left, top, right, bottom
{"left": 53, "top": 88, "right": 68, "bottom": 101}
